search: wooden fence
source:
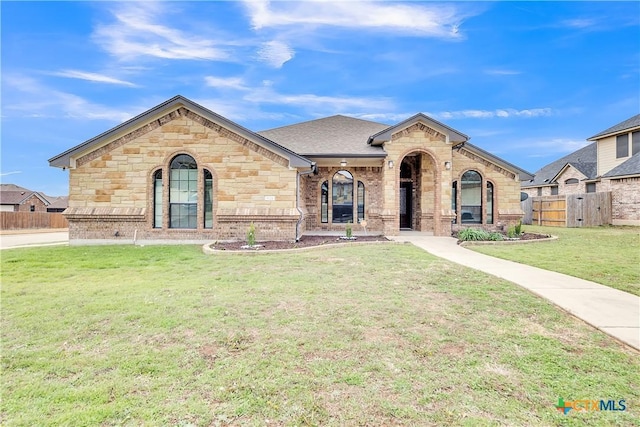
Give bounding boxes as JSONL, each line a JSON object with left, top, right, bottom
{"left": 521, "top": 192, "right": 612, "bottom": 227}
{"left": 0, "top": 212, "right": 68, "bottom": 230}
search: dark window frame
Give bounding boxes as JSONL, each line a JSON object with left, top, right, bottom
{"left": 616, "top": 134, "right": 629, "bottom": 158}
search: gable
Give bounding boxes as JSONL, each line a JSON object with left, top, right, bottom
{"left": 49, "top": 95, "right": 313, "bottom": 170}
{"left": 368, "top": 113, "right": 468, "bottom": 146}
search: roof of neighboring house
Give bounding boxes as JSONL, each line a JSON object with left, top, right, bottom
{"left": 258, "top": 115, "right": 389, "bottom": 157}
{"left": 49, "top": 95, "right": 314, "bottom": 169}
{"left": 522, "top": 142, "right": 597, "bottom": 187}
{"left": 0, "top": 184, "right": 31, "bottom": 192}
{"left": 0, "top": 190, "right": 50, "bottom": 206}
{"left": 46, "top": 196, "right": 69, "bottom": 210}
{"left": 587, "top": 114, "right": 640, "bottom": 140}
{"left": 603, "top": 153, "right": 640, "bottom": 178}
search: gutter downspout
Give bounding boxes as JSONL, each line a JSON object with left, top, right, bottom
{"left": 296, "top": 162, "right": 317, "bottom": 242}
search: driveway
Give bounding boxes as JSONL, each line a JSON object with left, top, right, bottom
{"left": 0, "top": 230, "right": 69, "bottom": 250}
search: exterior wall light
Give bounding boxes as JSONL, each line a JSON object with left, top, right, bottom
{"left": 340, "top": 160, "right": 347, "bottom": 167}
{"left": 388, "top": 160, "right": 394, "bottom": 169}
{"left": 444, "top": 161, "right": 452, "bottom": 170}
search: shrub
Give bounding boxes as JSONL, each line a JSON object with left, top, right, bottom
{"left": 458, "top": 228, "right": 491, "bottom": 241}
{"left": 346, "top": 221, "right": 353, "bottom": 238}
{"left": 247, "top": 222, "right": 256, "bottom": 246}
{"left": 515, "top": 220, "right": 523, "bottom": 236}
{"left": 488, "top": 232, "right": 504, "bottom": 241}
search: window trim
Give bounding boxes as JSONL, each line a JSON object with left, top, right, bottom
{"left": 564, "top": 178, "right": 579, "bottom": 185}
{"left": 616, "top": 134, "right": 629, "bottom": 159}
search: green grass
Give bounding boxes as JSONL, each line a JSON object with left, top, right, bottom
{"left": 2, "top": 244, "right": 639, "bottom": 426}
{"left": 468, "top": 225, "right": 640, "bottom": 296}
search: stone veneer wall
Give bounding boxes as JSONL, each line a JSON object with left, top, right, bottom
{"left": 451, "top": 148, "right": 524, "bottom": 231}
{"left": 67, "top": 107, "right": 301, "bottom": 243}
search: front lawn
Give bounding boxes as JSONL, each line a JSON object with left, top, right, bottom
{"left": 2, "top": 244, "right": 638, "bottom": 426}
{"left": 468, "top": 225, "right": 640, "bottom": 296}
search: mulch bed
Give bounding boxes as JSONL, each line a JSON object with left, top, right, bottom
{"left": 210, "top": 235, "right": 390, "bottom": 251}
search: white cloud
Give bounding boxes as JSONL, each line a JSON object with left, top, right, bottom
{"left": 244, "top": 0, "right": 468, "bottom": 39}
{"left": 93, "top": 2, "right": 228, "bottom": 61}
{"left": 4, "top": 75, "right": 134, "bottom": 122}
{"left": 204, "top": 76, "right": 250, "bottom": 91}
{"left": 432, "top": 108, "right": 552, "bottom": 120}
{"left": 562, "top": 18, "right": 597, "bottom": 29}
{"left": 51, "top": 70, "right": 137, "bottom": 87}
{"left": 524, "top": 138, "right": 591, "bottom": 156}
{"left": 245, "top": 88, "right": 394, "bottom": 112}
{"left": 484, "top": 69, "right": 521, "bottom": 76}
{"left": 257, "top": 40, "right": 295, "bottom": 68}
{"left": 0, "top": 171, "right": 23, "bottom": 177}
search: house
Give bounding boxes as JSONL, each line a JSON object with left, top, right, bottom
{"left": 0, "top": 184, "right": 51, "bottom": 212}
{"left": 49, "top": 95, "right": 533, "bottom": 244}
{"left": 522, "top": 114, "right": 640, "bottom": 226}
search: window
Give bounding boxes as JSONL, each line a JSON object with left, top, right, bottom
{"left": 586, "top": 182, "right": 596, "bottom": 193}
{"left": 153, "top": 170, "right": 163, "bottom": 228}
{"left": 564, "top": 178, "right": 579, "bottom": 185}
{"left": 616, "top": 134, "right": 629, "bottom": 158}
{"left": 451, "top": 181, "right": 457, "bottom": 223}
{"left": 537, "top": 188, "right": 542, "bottom": 196}
{"left": 332, "top": 170, "right": 353, "bottom": 223}
{"left": 30, "top": 205, "right": 35, "bottom": 212}
{"left": 486, "top": 182, "right": 494, "bottom": 225}
{"left": 357, "top": 181, "right": 365, "bottom": 222}
{"left": 204, "top": 169, "right": 213, "bottom": 229}
{"left": 633, "top": 131, "right": 640, "bottom": 156}
{"left": 460, "top": 170, "right": 481, "bottom": 224}
{"left": 551, "top": 186, "right": 559, "bottom": 195}
{"left": 321, "top": 181, "right": 328, "bottom": 223}
{"left": 169, "top": 154, "right": 197, "bottom": 229}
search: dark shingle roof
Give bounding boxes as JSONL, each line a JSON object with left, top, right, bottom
{"left": 522, "top": 142, "right": 597, "bottom": 187}
{"left": 588, "top": 114, "right": 640, "bottom": 140}
{"left": 0, "top": 190, "right": 50, "bottom": 205}
{"left": 258, "top": 115, "right": 389, "bottom": 157}
{"left": 603, "top": 153, "right": 640, "bottom": 178}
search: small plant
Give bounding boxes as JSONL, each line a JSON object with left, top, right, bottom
{"left": 488, "top": 232, "right": 504, "bottom": 241}
{"left": 514, "top": 220, "right": 523, "bottom": 236}
{"left": 507, "top": 226, "right": 517, "bottom": 238}
{"left": 247, "top": 222, "right": 256, "bottom": 247}
{"left": 457, "top": 228, "right": 491, "bottom": 241}
{"left": 345, "top": 221, "right": 353, "bottom": 239}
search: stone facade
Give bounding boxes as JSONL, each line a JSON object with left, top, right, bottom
{"left": 66, "top": 107, "right": 300, "bottom": 243}
{"left": 53, "top": 97, "right": 530, "bottom": 243}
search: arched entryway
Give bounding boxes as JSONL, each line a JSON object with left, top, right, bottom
{"left": 398, "top": 151, "right": 437, "bottom": 232}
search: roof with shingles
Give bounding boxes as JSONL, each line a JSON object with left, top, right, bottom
{"left": 0, "top": 190, "right": 50, "bottom": 205}
{"left": 603, "top": 153, "right": 640, "bottom": 178}
{"left": 258, "top": 115, "right": 389, "bottom": 157}
{"left": 588, "top": 114, "right": 640, "bottom": 140}
{"left": 522, "top": 142, "right": 597, "bottom": 187}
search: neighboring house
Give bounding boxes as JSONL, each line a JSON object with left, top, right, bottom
{"left": 49, "top": 95, "right": 533, "bottom": 244}
{"left": 46, "top": 196, "right": 70, "bottom": 213}
{"left": 0, "top": 184, "right": 51, "bottom": 212}
{"left": 522, "top": 114, "right": 640, "bottom": 225}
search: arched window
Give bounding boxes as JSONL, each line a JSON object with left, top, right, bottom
{"left": 486, "top": 182, "right": 494, "bottom": 225}
{"left": 153, "top": 170, "right": 163, "bottom": 228}
{"left": 564, "top": 178, "right": 579, "bottom": 185}
{"left": 461, "top": 170, "right": 482, "bottom": 224}
{"left": 321, "top": 181, "right": 328, "bottom": 223}
{"left": 169, "top": 154, "right": 197, "bottom": 229}
{"left": 204, "top": 169, "right": 213, "bottom": 229}
{"left": 357, "top": 181, "right": 365, "bottom": 222}
{"left": 332, "top": 170, "right": 353, "bottom": 223}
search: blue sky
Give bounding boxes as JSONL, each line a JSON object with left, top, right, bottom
{"left": 2, "top": 1, "right": 638, "bottom": 196}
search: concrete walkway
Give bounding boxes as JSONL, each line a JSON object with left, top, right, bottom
{"left": 0, "top": 230, "right": 69, "bottom": 250}
{"left": 389, "top": 233, "right": 640, "bottom": 351}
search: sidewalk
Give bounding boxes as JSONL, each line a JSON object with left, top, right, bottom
{"left": 0, "top": 230, "right": 69, "bottom": 249}
{"left": 389, "top": 233, "right": 640, "bottom": 351}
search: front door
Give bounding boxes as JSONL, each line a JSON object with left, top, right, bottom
{"left": 399, "top": 182, "right": 412, "bottom": 229}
